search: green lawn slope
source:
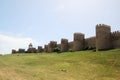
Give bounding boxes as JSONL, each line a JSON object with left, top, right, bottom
{"left": 0, "top": 49, "right": 120, "bottom": 80}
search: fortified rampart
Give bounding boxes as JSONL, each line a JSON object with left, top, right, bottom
{"left": 38, "top": 46, "right": 43, "bottom": 52}
{"left": 18, "top": 49, "right": 25, "bottom": 53}
{"left": 12, "top": 24, "right": 120, "bottom": 54}
{"left": 57, "top": 44, "right": 61, "bottom": 50}
{"left": 68, "top": 41, "right": 73, "bottom": 51}
{"left": 111, "top": 31, "right": 120, "bottom": 48}
{"left": 85, "top": 36, "right": 96, "bottom": 49}
{"left": 44, "top": 45, "right": 48, "bottom": 52}
{"left": 12, "top": 49, "right": 16, "bottom": 54}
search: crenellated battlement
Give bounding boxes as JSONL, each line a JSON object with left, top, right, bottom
{"left": 96, "top": 24, "right": 110, "bottom": 28}
{"left": 111, "top": 31, "right": 120, "bottom": 40}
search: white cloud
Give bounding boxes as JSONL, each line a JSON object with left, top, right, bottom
{"left": 0, "top": 34, "right": 35, "bottom": 54}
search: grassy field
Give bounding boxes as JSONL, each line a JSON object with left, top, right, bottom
{"left": 0, "top": 49, "right": 120, "bottom": 80}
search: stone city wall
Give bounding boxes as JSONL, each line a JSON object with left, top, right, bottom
{"left": 12, "top": 24, "right": 120, "bottom": 54}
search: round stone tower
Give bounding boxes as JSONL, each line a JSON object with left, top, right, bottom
{"left": 61, "top": 38, "right": 68, "bottom": 52}
{"left": 48, "top": 41, "right": 57, "bottom": 52}
{"left": 73, "top": 33, "right": 85, "bottom": 51}
{"left": 96, "top": 24, "right": 112, "bottom": 50}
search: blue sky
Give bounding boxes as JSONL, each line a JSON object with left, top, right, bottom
{"left": 0, "top": 0, "right": 120, "bottom": 54}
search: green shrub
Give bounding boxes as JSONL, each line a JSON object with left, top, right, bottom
{"left": 53, "top": 47, "right": 61, "bottom": 53}
{"left": 69, "top": 49, "right": 73, "bottom": 52}
{"left": 83, "top": 45, "right": 89, "bottom": 50}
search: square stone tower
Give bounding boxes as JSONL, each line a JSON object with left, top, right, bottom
{"left": 96, "top": 24, "right": 112, "bottom": 50}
